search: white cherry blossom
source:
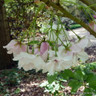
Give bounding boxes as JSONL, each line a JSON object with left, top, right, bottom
{"left": 13, "top": 52, "right": 46, "bottom": 71}
{"left": 3, "top": 40, "right": 27, "bottom": 57}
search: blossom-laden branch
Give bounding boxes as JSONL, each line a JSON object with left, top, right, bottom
{"left": 40, "top": 0, "right": 96, "bottom": 37}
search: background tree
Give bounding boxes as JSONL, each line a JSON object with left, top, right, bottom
{"left": 0, "top": 0, "right": 12, "bottom": 69}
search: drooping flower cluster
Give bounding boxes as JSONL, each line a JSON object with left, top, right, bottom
{"left": 5, "top": 36, "right": 91, "bottom": 75}
{"left": 3, "top": 30, "right": 96, "bottom": 75}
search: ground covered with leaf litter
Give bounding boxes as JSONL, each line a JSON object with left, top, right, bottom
{"left": 0, "top": 69, "right": 85, "bottom": 96}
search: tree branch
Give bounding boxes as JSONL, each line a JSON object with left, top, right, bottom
{"left": 41, "top": 0, "right": 96, "bottom": 37}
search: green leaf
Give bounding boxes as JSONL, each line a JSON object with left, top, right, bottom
{"left": 86, "top": 73, "right": 96, "bottom": 90}
{"left": 47, "top": 73, "right": 58, "bottom": 84}
{"left": 84, "top": 88, "right": 93, "bottom": 96}
{"left": 14, "top": 88, "right": 21, "bottom": 94}
{"left": 60, "top": 69, "right": 74, "bottom": 80}
{"left": 68, "top": 80, "right": 83, "bottom": 93}
{"left": 74, "top": 67, "right": 84, "bottom": 81}
{"left": 28, "top": 40, "right": 39, "bottom": 45}
{"left": 36, "top": 3, "right": 45, "bottom": 16}
{"left": 5, "top": 0, "right": 13, "bottom": 3}
{"left": 85, "top": 62, "right": 96, "bottom": 70}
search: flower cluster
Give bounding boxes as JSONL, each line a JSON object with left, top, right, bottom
{"left": 3, "top": 30, "right": 95, "bottom": 75}
{"left": 12, "top": 37, "right": 89, "bottom": 75}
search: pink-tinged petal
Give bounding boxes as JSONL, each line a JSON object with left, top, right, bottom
{"left": 34, "top": 48, "right": 40, "bottom": 55}
{"left": 57, "top": 46, "right": 73, "bottom": 60}
{"left": 93, "top": 15, "right": 96, "bottom": 19}
{"left": 12, "top": 45, "right": 22, "bottom": 56}
{"left": 40, "top": 42, "right": 49, "bottom": 55}
{"left": 21, "top": 45, "right": 27, "bottom": 52}
{"left": 16, "top": 45, "right": 27, "bottom": 54}
{"left": 70, "top": 43, "right": 81, "bottom": 53}
{"left": 12, "top": 45, "right": 27, "bottom": 57}
{"left": 41, "top": 50, "right": 48, "bottom": 61}
{"left": 3, "top": 40, "right": 17, "bottom": 49}
{"left": 4, "top": 39, "right": 28, "bottom": 57}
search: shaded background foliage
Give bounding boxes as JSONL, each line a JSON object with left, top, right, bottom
{"left": 5, "top": 0, "right": 94, "bottom": 39}
{"left": 6, "top": 0, "right": 35, "bottom": 39}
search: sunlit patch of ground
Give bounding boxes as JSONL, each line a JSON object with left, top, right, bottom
{"left": 0, "top": 70, "right": 51, "bottom": 96}
{"left": 9, "top": 74, "right": 50, "bottom": 96}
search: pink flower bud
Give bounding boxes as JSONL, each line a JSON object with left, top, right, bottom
{"left": 40, "top": 42, "right": 49, "bottom": 61}
{"left": 40, "top": 42, "right": 49, "bottom": 55}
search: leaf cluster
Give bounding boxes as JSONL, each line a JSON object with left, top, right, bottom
{"left": 45, "top": 62, "right": 96, "bottom": 95}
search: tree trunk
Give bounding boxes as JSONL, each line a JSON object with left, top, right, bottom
{"left": 0, "top": 0, "right": 12, "bottom": 69}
